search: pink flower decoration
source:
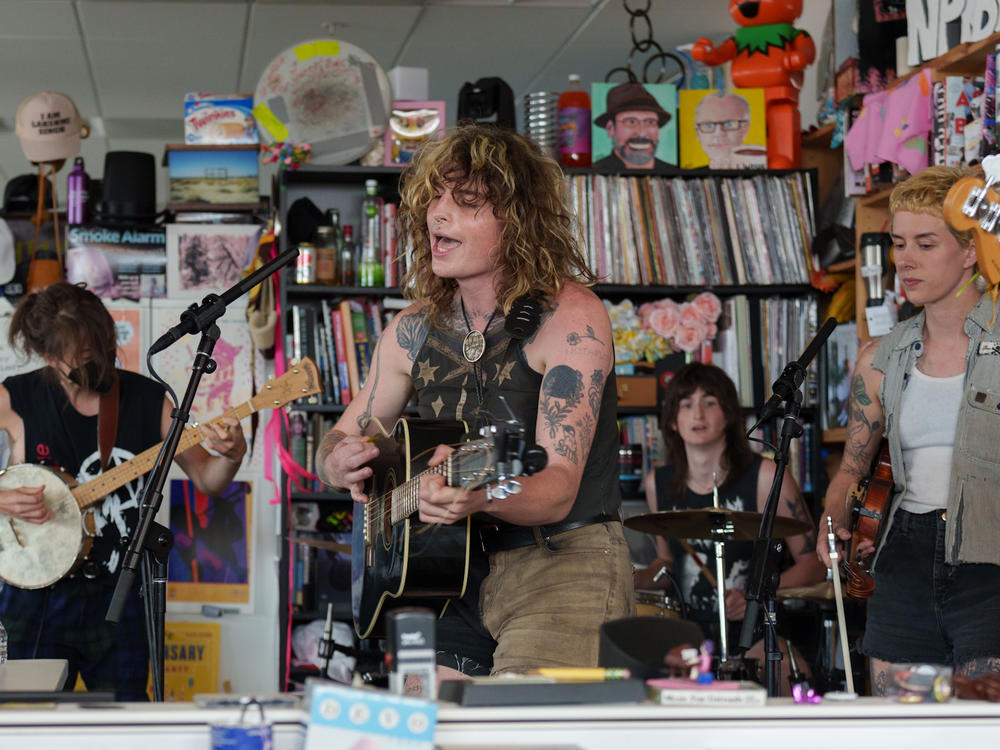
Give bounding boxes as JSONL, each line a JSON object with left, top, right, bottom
{"left": 678, "top": 302, "right": 704, "bottom": 329}
{"left": 648, "top": 306, "right": 680, "bottom": 340}
{"left": 674, "top": 322, "right": 708, "bottom": 353}
{"left": 691, "top": 292, "right": 723, "bottom": 324}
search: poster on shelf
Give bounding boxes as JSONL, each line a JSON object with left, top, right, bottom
{"left": 149, "top": 298, "right": 253, "bottom": 434}
{"left": 591, "top": 81, "right": 677, "bottom": 170}
{"left": 167, "top": 479, "right": 252, "bottom": 605}
{"left": 165, "top": 223, "right": 261, "bottom": 301}
{"left": 677, "top": 88, "right": 767, "bottom": 170}
{"left": 66, "top": 223, "right": 167, "bottom": 299}
{"left": 147, "top": 621, "right": 221, "bottom": 701}
{"left": 104, "top": 300, "right": 146, "bottom": 375}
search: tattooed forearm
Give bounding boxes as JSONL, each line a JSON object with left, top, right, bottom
{"left": 395, "top": 312, "right": 429, "bottom": 362}
{"left": 567, "top": 325, "right": 603, "bottom": 347}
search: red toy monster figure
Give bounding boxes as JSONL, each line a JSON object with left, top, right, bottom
{"left": 692, "top": 0, "right": 815, "bottom": 169}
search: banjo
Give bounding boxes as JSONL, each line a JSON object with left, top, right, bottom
{"left": 0, "top": 358, "right": 320, "bottom": 589}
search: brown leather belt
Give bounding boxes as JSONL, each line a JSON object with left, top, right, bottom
{"left": 478, "top": 513, "right": 619, "bottom": 554}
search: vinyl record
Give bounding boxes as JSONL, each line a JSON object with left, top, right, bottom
{"left": 253, "top": 39, "right": 392, "bottom": 166}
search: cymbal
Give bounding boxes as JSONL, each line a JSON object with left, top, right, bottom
{"left": 776, "top": 581, "right": 835, "bottom": 602}
{"left": 624, "top": 508, "right": 811, "bottom": 541}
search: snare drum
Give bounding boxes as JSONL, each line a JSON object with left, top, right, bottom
{"left": 635, "top": 590, "right": 680, "bottom": 618}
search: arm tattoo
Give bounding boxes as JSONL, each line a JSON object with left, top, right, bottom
{"left": 540, "top": 365, "right": 588, "bottom": 463}
{"left": 843, "top": 374, "right": 882, "bottom": 475}
{"left": 395, "top": 312, "right": 429, "bottom": 362}
{"left": 785, "top": 493, "right": 817, "bottom": 555}
{"left": 567, "top": 325, "right": 603, "bottom": 347}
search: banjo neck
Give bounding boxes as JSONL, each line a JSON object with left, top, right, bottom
{"left": 70, "top": 407, "right": 242, "bottom": 510}
{"left": 67, "top": 357, "right": 322, "bottom": 510}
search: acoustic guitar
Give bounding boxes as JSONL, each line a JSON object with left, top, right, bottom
{"left": 0, "top": 358, "right": 321, "bottom": 589}
{"left": 352, "top": 416, "right": 543, "bottom": 639}
{"left": 843, "top": 440, "right": 893, "bottom": 598}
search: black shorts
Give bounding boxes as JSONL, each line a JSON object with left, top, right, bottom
{"left": 861, "top": 508, "right": 1000, "bottom": 667}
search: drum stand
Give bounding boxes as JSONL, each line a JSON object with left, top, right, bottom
{"left": 710, "top": 474, "right": 734, "bottom": 667}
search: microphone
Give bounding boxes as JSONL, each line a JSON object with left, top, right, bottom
{"left": 758, "top": 316, "right": 838, "bottom": 423}
{"left": 505, "top": 295, "right": 543, "bottom": 340}
{"left": 149, "top": 296, "right": 225, "bottom": 355}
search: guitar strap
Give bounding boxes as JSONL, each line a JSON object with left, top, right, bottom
{"left": 97, "top": 375, "right": 120, "bottom": 472}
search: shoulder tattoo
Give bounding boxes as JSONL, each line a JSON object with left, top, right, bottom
{"left": 395, "top": 312, "right": 429, "bottom": 362}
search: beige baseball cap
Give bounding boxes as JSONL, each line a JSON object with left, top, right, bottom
{"left": 15, "top": 92, "right": 87, "bottom": 164}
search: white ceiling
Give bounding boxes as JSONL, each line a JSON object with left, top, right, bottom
{"left": 0, "top": 0, "right": 833, "bottom": 208}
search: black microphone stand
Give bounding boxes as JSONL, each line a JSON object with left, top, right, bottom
{"left": 739, "top": 317, "right": 837, "bottom": 697}
{"left": 739, "top": 389, "right": 802, "bottom": 697}
{"left": 106, "top": 245, "right": 298, "bottom": 701}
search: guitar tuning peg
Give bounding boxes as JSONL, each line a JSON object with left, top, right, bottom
{"left": 502, "top": 480, "right": 522, "bottom": 495}
{"left": 488, "top": 485, "right": 509, "bottom": 501}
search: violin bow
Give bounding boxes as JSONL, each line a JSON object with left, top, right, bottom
{"left": 827, "top": 515, "right": 855, "bottom": 695}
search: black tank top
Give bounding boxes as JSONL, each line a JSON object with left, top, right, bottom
{"left": 654, "top": 456, "right": 762, "bottom": 619}
{"left": 413, "top": 313, "right": 622, "bottom": 525}
{"left": 4, "top": 369, "right": 166, "bottom": 579}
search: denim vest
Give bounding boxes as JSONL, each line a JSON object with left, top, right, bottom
{"left": 872, "top": 295, "right": 1000, "bottom": 565}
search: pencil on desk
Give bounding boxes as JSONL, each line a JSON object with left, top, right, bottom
{"left": 524, "top": 668, "right": 631, "bottom": 681}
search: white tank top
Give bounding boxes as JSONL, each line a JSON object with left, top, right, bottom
{"left": 897, "top": 366, "right": 963, "bottom": 513}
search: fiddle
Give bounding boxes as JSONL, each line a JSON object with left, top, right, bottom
{"left": 842, "top": 441, "right": 893, "bottom": 599}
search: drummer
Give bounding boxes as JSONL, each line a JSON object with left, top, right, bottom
{"left": 633, "top": 364, "right": 825, "bottom": 667}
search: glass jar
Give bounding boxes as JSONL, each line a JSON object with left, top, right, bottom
{"left": 313, "top": 225, "right": 339, "bottom": 285}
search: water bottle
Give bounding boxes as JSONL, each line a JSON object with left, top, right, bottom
{"left": 557, "top": 74, "right": 591, "bottom": 168}
{"left": 359, "top": 179, "right": 384, "bottom": 287}
{"left": 66, "top": 156, "right": 90, "bottom": 225}
{"left": 0, "top": 618, "right": 7, "bottom": 664}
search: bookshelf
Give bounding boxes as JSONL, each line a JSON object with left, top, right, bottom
{"left": 273, "top": 163, "right": 822, "bottom": 689}
{"left": 276, "top": 165, "right": 403, "bottom": 691}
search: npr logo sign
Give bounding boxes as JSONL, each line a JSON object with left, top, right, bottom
{"left": 908, "top": 0, "right": 1000, "bottom": 65}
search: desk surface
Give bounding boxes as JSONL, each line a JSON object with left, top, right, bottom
{"left": 0, "top": 696, "right": 996, "bottom": 750}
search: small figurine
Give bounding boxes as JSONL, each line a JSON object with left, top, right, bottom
{"left": 692, "top": 0, "right": 815, "bottom": 169}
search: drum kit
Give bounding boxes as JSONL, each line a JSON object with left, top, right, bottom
{"left": 625, "top": 494, "right": 818, "bottom": 685}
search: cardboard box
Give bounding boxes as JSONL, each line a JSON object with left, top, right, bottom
{"left": 616, "top": 375, "right": 657, "bottom": 407}
{"left": 183, "top": 93, "right": 258, "bottom": 144}
{"left": 164, "top": 144, "right": 260, "bottom": 205}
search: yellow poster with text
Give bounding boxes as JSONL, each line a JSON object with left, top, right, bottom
{"left": 147, "top": 621, "right": 220, "bottom": 701}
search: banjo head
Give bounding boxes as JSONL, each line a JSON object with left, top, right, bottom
{"left": 0, "top": 464, "right": 86, "bottom": 589}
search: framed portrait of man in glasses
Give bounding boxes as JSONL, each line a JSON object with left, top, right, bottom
{"left": 591, "top": 82, "right": 677, "bottom": 171}
{"left": 678, "top": 88, "right": 767, "bottom": 170}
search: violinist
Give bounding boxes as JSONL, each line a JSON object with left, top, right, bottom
{"left": 820, "top": 166, "right": 1000, "bottom": 695}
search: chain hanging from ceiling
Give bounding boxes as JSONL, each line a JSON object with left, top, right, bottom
{"left": 604, "top": 0, "right": 686, "bottom": 88}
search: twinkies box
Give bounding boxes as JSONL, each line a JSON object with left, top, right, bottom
{"left": 184, "top": 93, "right": 259, "bottom": 144}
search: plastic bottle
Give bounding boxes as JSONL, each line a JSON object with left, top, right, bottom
{"left": 359, "top": 179, "right": 384, "bottom": 287}
{"left": 66, "top": 156, "right": 90, "bottom": 225}
{"left": 340, "top": 224, "right": 356, "bottom": 287}
{"left": 557, "top": 74, "right": 591, "bottom": 168}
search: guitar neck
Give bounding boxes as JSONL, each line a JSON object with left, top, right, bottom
{"left": 387, "top": 465, "right": 444, "bottom": 526}
{"left": 71, "top": 405, "right": 246, "bottom": 510}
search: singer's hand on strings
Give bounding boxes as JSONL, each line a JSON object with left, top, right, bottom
{"left": 418, "top": 444, "right": 485, "bottom": 524}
